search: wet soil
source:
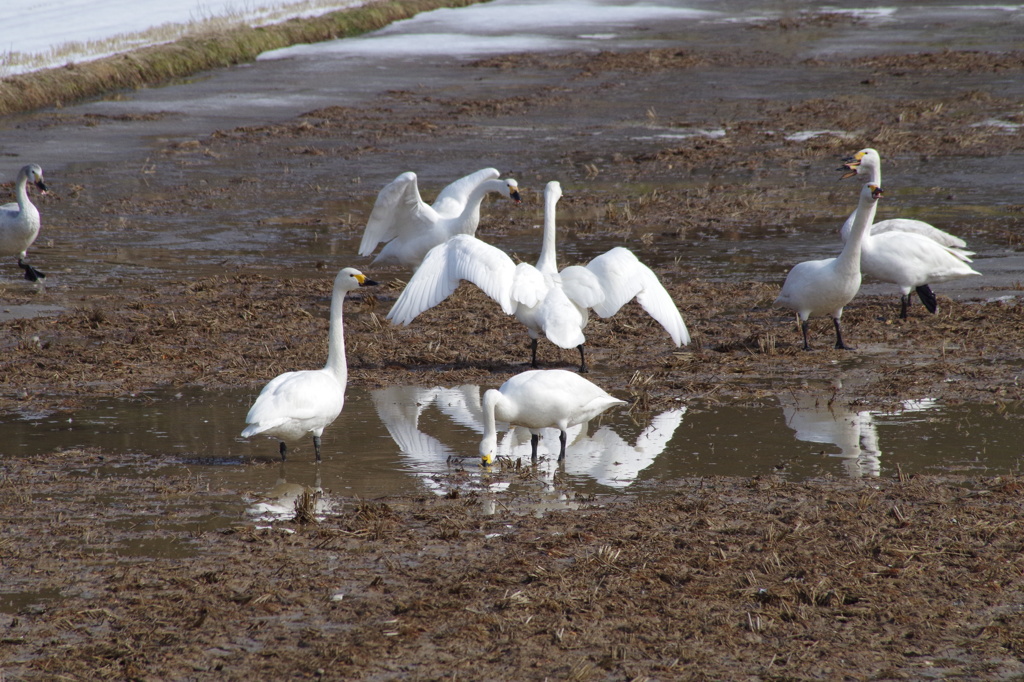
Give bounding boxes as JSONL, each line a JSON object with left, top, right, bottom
{"left": 3, "top": 25, "right": 1024, "bottom": 682}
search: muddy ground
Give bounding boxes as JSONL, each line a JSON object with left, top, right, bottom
{"left": 3, "top": 15, "right": 1024, "bottom": 682}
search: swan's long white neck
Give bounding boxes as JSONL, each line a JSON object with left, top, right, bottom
{"left": 323, "top": 287, "right": 349, "bottom": 381}
{"left": 860, "top": 156, "right": 882, "bottom": 186}
{"left": 14, "top": 170, "right": 31, "bottom": 212}
{"left": 480, "top": 389, "right": 504, "bottom": 455}
{"left": 535, "top": 184, "right": 562, "bottom": 274}
{"left": 835, "top": 186, "right": 880, "bottom": 275}
{"left": 455, "top": 180, "right": 507, "bottom": 235}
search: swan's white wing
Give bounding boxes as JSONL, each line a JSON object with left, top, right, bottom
{"left": 386, "top": 234, "right": 517, "bottom": 325}
{"left": 509, "top": 262, "right": 548, "bottom": 309}
{"left": 841, "top": 211, "right": 972, "bottom": 254}
{"left": 585, "top": 247, "right": 690, "bottom": 346}
{"left": 359, "top": 172, "right": 440, "bottom": 256}
{"left": 431, "top": 168, "right": 500, "bottom": 217}
{"left": 559, "top": 265, "right": 605, "bottom": 309}
{"left": 242, "top": 370, "right": 343, "bottom": 436}
{"left": 870, "top": 219, "right": 972, "bottom": 255}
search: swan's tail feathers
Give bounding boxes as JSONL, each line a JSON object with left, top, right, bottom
{"left": 916, "top": 285, "right": 938, "bottom": 314}
{"left": 386, "top": 234, "right": 515, "bottom": 326}
{"left": 241, "top": 423, "right": 268, "bottom": 439}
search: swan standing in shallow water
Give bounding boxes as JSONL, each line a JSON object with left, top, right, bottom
{"left": 774, "top": 182, "right": 883, "bottom": 350}
{"left": 387, "top": 181, "right": 689, "bottom": 372}
{"left": 359, "top": 168, "right": 521, "bottom": 267}
{"left": 0, "top": 164, "right": 48, "bottom": 282}
{"left": 241, "top": 267, "right": 377, "bottom": 462}
{"left": 479, "top": 369, "right": 626, "bottom": 465}
{"left": 839, "top": 148, "right": 978, "bottom": 316}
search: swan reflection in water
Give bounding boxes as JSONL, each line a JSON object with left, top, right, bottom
{"left": 781, "top": 389, "right": 937, "bottom": 478}
{"left": 246, "top": 464, "right": 333, "bottom": 522}
{"left": 371, "top": 385, "right": 686, "bottom": 493}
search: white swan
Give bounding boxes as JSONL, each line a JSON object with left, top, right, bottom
{"left": 358, "top": 168, "right": 521, "bottom": 266}
{"left": 386, "top": 180, "right": 689, "bottom": 372}
{"left": 839, "top": 148, "right": 971, "bottom": 250}
{"left": 840, "top": 149, "right": 980, "bottom": 318}
{"left": 774, "top": 182, "right": 882, "bottom": 350}
{"left": 0, "top": 164, "right": 48, "bottom": 281}
{"left": 241, "top": 267, "right": 377, "bottom": 462}
{"left": 479, "top": 369, "right": 626, "bottom": 465}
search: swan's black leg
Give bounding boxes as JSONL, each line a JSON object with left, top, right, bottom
{"left": 900, "top": 294, "right": 910, "bottom": 320}
{"left": 916, "top": 285, "right": 938, "bottom": 315}
{"left": 577, "top": 344, "right": 588, "bottom": 373}
{"left": 833, "top": 318, "right": 854, "bottom": 350}
{"left": 18, "top": 259, "right": 44, "bottom": 282}
{"left": 530, "top": 338, "right": 539, "bottom": 368}
{"left": 800, "top": 320, "right": 812, "bottom": 351}
{"left": 279, "top": 442, "right": 288, "bottom": 461}
{"left": 530, "top": 433, "right": 539, "bottom": 463}
{"left": 313, "top": 435, "right": 322, "bottom": 462}
{"left": 558, "top": 431, "right": 567, "bottom": 461}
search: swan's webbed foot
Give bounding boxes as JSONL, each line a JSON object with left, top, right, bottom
{"left": 18, "top": 259, "right": 45, "bottom": 282}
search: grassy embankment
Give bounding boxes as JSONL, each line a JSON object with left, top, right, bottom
{"left": 0, "top": 0, "right": 484, "bottom": 117}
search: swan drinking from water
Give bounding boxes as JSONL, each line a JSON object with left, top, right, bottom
{"left": 478, "top": 369, "right": 626, "bottom": 465}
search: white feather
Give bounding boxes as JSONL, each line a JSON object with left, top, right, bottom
{"left": 359, "top": 168, "right": 520, "bottom": 267}
{"left": 386, "top": 181, "right": 689, "bottom": 370}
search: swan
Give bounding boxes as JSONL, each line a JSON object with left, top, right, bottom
{"left": 839, "top": 149, "right": 980, "bottom": 318}
{"left": 774, "top": 182, "right": 883, "bottom": 350}
{"left": 479, "top": 369, "right": 626, "bottom": 465}
{"left": 0, "top": 164, "right": 48, "bottom": 281}
{"left": 358, "top": 168, "right": 521, "bottom": 266}
{"left": 386, "top": 180, "right": 689, "bottom": 372}
{"left": 838, "top": 148, "right": 971, "bottom": 250}
{"left": 241, "top": 267, "right": 377, "bottom": 462}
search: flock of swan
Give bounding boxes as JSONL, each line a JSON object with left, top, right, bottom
{"left": 0, "top": 148, "right": 981, "bottom": 467}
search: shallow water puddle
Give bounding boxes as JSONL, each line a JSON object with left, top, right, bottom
{"left": 2, "top": 384, "right": 1022, "bottom": 492}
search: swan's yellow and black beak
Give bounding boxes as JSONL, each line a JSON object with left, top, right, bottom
{"left": 870, "top": 184, "right": 884, "bottom": 199}
{"left": 355, "top": 274, "right": 378, "bottom": 287}
{"left": 481, "top": 452, "right": 494, "bottom": 466}
{"left": 838, "top": 150, "right": 867, "bottom": 179}
{"left": 508, "top": 182, "right": 522, "bottom": 204}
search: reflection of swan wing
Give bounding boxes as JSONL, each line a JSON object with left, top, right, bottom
{"left": 387, "top": 234, "right": 517, "bottom": 325}
{"left": 372, "top": 386, "right": 438, "bottom": 429}
{"left": 782, "top": 394, "right": 863, "bottom": 457}
{"left": 371, "top": 386, "right": 455, "bottom": 463}
{"left": 433, "top": 385, "right": 484, "bottom": 432}
{"left": 583, "top": 247, "right": 690, "bottom": 346}
{"left": 565, "top": 408, "right": 686, "bottom": 487}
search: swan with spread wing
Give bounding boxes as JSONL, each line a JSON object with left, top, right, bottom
{"left": 386, "top": 181, "right": 688, "bottom": 372}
